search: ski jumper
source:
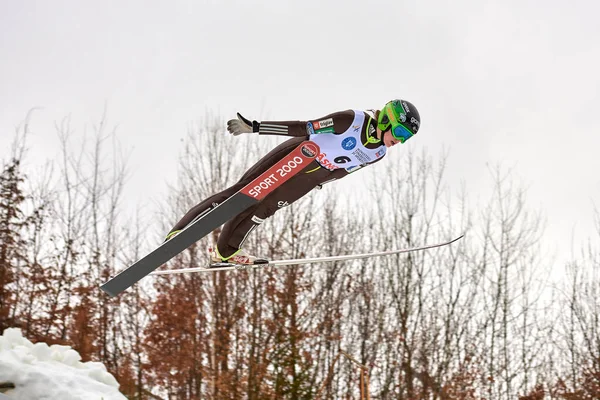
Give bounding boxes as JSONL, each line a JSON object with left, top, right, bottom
{"left": 169, "top": 110, "right": 387, "bottom": 259}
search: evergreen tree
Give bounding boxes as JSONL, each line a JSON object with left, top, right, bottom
{"left": 0, "top": 159, "right": 27, "bottom": 332}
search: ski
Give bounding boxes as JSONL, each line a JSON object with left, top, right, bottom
{"left": 100, "top": 141, "right": 321, "bottom": 297}
{"left": 150, "top": 234, "right": 465, "bottom": 275}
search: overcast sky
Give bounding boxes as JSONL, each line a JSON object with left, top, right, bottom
{"left": 1, "top": 0, "right": 599, "bottom": 263}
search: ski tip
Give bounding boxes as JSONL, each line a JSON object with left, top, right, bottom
{"left": 451, "top": 233, "right": 466, "bottom": 243}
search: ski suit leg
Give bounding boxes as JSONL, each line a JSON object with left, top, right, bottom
{"left": 168, "top": 136, "right": 306, "bottom": 235}
{"left": 217, "top": 163, "right": 345, "bottom": 258}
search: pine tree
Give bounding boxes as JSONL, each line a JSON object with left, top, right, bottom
{"left": 0, "top": 159, "right": 27, "bottom": 332}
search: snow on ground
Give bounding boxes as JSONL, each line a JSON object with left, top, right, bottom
{"left": 0, "top": 328, "right": 126, "bottom": 400}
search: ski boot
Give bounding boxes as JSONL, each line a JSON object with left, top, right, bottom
{"left": 164, "top": 229, "right": 182, "bottom": 242}
{"left": 208, "top": 246, "right": 269, "bottom": 268}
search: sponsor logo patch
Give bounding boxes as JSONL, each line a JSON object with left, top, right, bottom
{"left": 313, "top": 118, "right": 334, "bottom": 130}
{"left": 342, "top": 137, "right": 357, "bottom": 150}
{"left": 352, "top": 148, "right": 372, "bottom": 164}
{"left": 315, "top": 127, "right": 335, "bottom": 134}
{"left": 346, "top": 165, "right": 363, "bottom": 173}
{"left": 301, "top": 142, "right": 318, "bottom": 158}
{"left": 410, "top": 117, "right": 420, "bottom": 130}
{"left": 306, "top": 121, "right": 315, "bottom": 136}
{"left": 316, "top": 152, "right": 337, "bottom": 171}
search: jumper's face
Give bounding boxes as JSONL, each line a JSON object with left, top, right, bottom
{"left": 382, "top": 130, "right": 401, "bottom": 148}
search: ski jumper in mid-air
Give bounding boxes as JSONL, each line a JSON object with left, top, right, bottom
{"left": 165, "top": 99, "right": 421, "bottom": 266}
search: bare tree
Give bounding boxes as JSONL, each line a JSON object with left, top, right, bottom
{"left": 144, "top": 113, "right": 270, "bottom": 399}
{"left": 475, "top": 164, "right": 546, "bottom": 399}
{"left": 44, "top": 111, "right": 137, "bottom": 395}
{"left": 554, "top": 206, "right": 600, "bottom": 398}
{"left": 368, "top": 148, "right": 471, "bottom": 399}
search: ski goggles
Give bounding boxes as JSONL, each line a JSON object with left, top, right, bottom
{"left": 390, "top": 123, "right": 414, "bottom": 143}
{"left": 379, "top": 107, "right": 414, "bottom": 143}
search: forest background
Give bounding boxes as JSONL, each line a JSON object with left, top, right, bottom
{"left": 1, "top": 112, "right": 599, "bottom": 399}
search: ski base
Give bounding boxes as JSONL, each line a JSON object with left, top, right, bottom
{"left": 208, "top": 260, "right": 270, "bottom": 270}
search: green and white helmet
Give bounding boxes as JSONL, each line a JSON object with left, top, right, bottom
{"left": 377, "top": 99, "right": 421, "bottom": 143}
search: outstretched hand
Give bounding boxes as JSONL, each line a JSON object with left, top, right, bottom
{"left": 227, "top": 113, "right": 259, "bottom": 136}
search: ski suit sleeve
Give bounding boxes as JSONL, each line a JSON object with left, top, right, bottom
{"left": 258, "top": 110, "right": 356, "bottom": 138}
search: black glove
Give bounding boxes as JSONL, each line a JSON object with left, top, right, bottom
{"left": 227, "top": 113, "right": 259, "bottom": 136}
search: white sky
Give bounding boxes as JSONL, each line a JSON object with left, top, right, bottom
{"left": 1, "top": 0, "right": 599, "bottom": 264}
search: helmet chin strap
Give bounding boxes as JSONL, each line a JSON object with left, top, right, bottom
{"left": 375, "top": 110, "right": 381, "bottom": 139}
{"left": 374, "top": 110, "right": 384, "bottom": 142}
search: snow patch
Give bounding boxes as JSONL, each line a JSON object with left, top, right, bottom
{"left": 0, "top": 328, "right": 126, "bottom": 400}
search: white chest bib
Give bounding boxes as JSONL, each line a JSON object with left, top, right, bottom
{"left": 309, "top": 110, "right": 386, "bottom": 171}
